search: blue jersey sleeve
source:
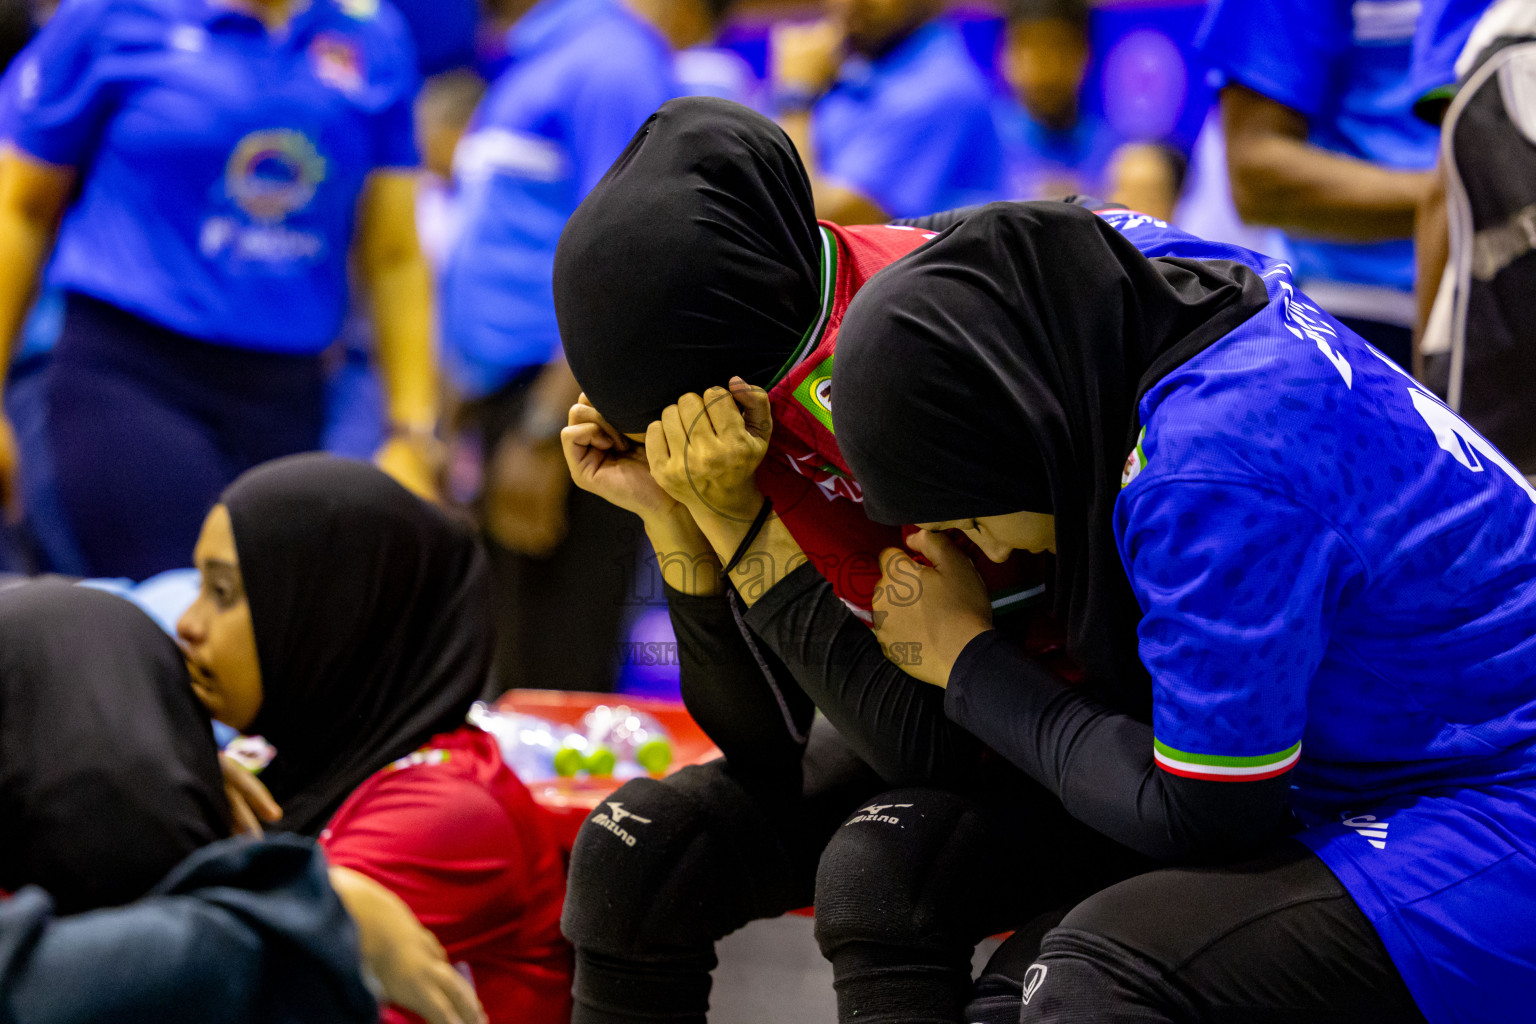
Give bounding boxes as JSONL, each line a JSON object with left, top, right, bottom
{"left": 9, "top": 0, "right": 118, "bottom": 167}
{"left": 1115, "top": 477, "right": 1365, "bottom": 781}
{"left": 1196, "top": 0, "right": 1349, "bottom": 119}
{"left": 567, "top": 59, "right": 672, "bottom": 199}
{"left": 817, "top": 90, "right": 1000, "bottom": 219}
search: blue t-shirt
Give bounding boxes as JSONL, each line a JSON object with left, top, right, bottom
{"left": 812, "top": 20, "right": 1005, "bottom": 220}
{"left": 1197, "top": 0, "right": 1439, "bottom": 296}
{"left": 439, "top": 0, "right": 674, "bottom": 397}
{"left": 994, "top": 98, "right": 1121, "bottom": 201}
{"left": 1411, "top": 0, "right": 1493, "bottom": 113}
{"left": 1103, "top": 208, "right": 1536, "bottom": 1024}
{"left": 10, "top": 0, "right": 419, "bottom": 354}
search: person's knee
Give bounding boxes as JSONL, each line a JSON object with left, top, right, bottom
{"left": 812, "top": 787, "right": 1010, "bottom": 958}
{"left": 561, "top": 764, "right": 800, "bottom": 957}
{"left": 1013, "top": 884, "right": 1188, "bottom": 1024}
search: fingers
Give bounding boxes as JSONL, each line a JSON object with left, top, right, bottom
{"left": 441, "top": 963, "right": 488, "bottom": 1024}
{"left": 226, "top": 785, "right": 264, "bottom": 838}
{"left": 568, "top": 398, "right": 628, "bottom": 450}
{"left": 660, "top": 404, "right": 689, "bottom": 465}
{"left": 701, "top": 385, "right": 746, "bottom": 440}
{"left": 728, "top": 376, "right": 773, "bottom": 442}
{"left": 643, "top": 419, "right": 669, "bottom": 473}
{"left": 221, "top": 754, "right": 282, "bottom": 821}
{"left": 907, "top": 528, "right": 960, "bottom": 570}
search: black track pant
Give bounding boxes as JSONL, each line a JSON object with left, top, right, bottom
{"left": 979, "top": 841, "right": 1428, "bottom": 1024}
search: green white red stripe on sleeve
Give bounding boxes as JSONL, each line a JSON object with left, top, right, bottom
{"left": 1153, "top": 737, "right": 1302, "bottom": 781}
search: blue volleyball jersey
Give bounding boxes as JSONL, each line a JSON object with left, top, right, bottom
{"left": 10, "top": 0, "right": 419, "bottom": 354}
{"left": 1197, "top": 0, "right": 1438, "bottom": 297}
{"left": 438, "top": 0, "right": 675, "bottom": 397}
{"left": 1100, "top": 208, "right": 1536, "bottom": 1024}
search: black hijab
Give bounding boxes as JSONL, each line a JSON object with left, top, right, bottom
{"left": 835, "top": 202, "right": 1268, "bottom": 712}
{"left": 554, "top": 96, "right": 823, "bottom": 433}
{"left": 222, "top": 454, "right": 494, "bottom": 836}
{"left": 0, "top": 581, "right": 229, "bottom": 913}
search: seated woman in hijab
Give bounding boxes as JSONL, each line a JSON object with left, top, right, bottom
{"left": 553, "top": 96, "right": 1152, "bottom": 1024}
{"left": 651, "top": 200, "right": 1536, "bottom": 1023}
{"left": 0, "top": 580, "right": 482, "bottom": 1024}
{"left": 176, "top": 454, "right": 572, "bottom": 1024}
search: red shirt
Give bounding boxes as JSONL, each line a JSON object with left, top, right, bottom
{"left": 320, "top": 726, "right": 572, "bottom": 1024}
{"left": 759, "top": 222, "right": 1060, "bottom": 644}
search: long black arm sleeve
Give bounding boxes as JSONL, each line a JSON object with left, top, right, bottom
{"left": 742, "top": 564, "right": 985, "bottom": 787}
{"left": 943, "top": 632, "right": 1295, "bottom": 863}
{"left": 665, "top": 583, "right": 816, "bottom": 796}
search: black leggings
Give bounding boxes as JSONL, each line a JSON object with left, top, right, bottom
{"left": 562, "top": 723, "right": 1152, "bottom": 1024}
{"left": 983, "top": 841, "right": 1428, "bottom": 1024}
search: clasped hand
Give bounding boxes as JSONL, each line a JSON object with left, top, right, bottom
{"left": 645, "top": 377, "right": 772, "bottom": 524}
{"left": 871, "top": 530, "right": 995, "bottom": 688}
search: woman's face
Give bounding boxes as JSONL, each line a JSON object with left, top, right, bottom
{"left": 917, "top": 512, "right": 1056, "bottom": 563}
{"left": 177, "top": 505, "right": 264, "bottom": 731}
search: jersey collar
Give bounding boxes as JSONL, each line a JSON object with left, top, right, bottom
{"left": 769, "top": 225, "right": 838, "bottom": 388}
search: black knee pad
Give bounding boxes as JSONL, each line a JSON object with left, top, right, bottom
{"left": 561, "top": 762, "right": 807, "bottom": 959}
{"left": 812, "top": 786, "right": 1017, "bottom": 959}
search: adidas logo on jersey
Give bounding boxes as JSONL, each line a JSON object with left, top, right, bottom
{"left": 1341, "top": 813, "right": 1390, "bottom": 850}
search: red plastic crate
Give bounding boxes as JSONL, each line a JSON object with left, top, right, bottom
{"left": 494, "top": 689, "right": 721, "bottom": 849}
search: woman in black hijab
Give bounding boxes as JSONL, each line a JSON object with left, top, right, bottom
{"left": 183, "top": 453, "right": 494, "bottom": 835}
{"left": 555, "top": 96, "right": 823, "bottom": 436}
{"left": 177, "top": 453, "right": 571, "bottom": 1024}
{"left": 0, "top": 580, "right": 229, "bottom": 913}
{"left": 698, "top": 197, "right": 1536, "bottom": 1023}
{"left": 641, "top": 197, "right": 1536, "bottom": 1022}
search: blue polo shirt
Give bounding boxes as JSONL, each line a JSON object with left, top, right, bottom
{"left": 10, "top": 0, "right": 419, "bottom": 354}
{"left": 1197, "top": 0, "right": 1438, "bottom": 299}
{"left": 439, "top": 0, "right": 675, "bottom": 398}
{"left": 812, "top": 20, "right": 1005, "bottom": 220}
{"left": 994, "top": 99, "right": 1121, "bottom": 200}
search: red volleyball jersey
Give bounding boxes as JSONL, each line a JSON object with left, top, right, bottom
{"left": 320, "top": 726, "right": 572, "bottom": 1024}
{"left": 758, "top": 222, "right": 1060, "bottom": 647}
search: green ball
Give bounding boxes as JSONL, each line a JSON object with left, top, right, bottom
{"left": 586, "top": 746, "right": 617, "bottom": 778}
{"left": 552, "top": 746, "right": 586, "bottom": 778}
{"left": 635, "top": 739, "right": 673, "bottom": 776}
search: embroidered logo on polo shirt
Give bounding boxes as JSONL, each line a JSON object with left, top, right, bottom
{"left": 226, "top": 129, "right": 328, "bottom": 222}
{"left": 310, "top": 32, "right": 365, "bottom": 95}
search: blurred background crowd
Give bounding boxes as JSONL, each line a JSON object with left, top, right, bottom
{"left": 0, "top": 0, "right": 1520, "bottom": 699}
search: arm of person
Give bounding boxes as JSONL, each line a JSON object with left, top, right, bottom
{"left": 355, "top": 169, "right": 442, "bottom": 501}
{"left": 0, "top": 836, "right": 381, "bottom": 1024}
{"left": 770, "top": 21, "right": 889, "bottom": 225}
{"left": 873, "top": 481, "right": 1359, "bottom": 862}
{"left": 1413, "top": 158, "right": 1448, "bottom": 373}
{"left": 0, "top": 147, "right": 73, "bottom": 513}
{"left": 562, "top": 397, "right": 815, "bottom": 791}
{"left": 778, "top": 110, "right": 890, "bottom": 225}
{"left": 645, "top": 381, "right": 984, "bottom": 785}
{"left": 327, "top": 865, "right": 486, "bottom": 1024}
{"left": 1221, "top": 85, "right": 1432, "bottom": 241}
